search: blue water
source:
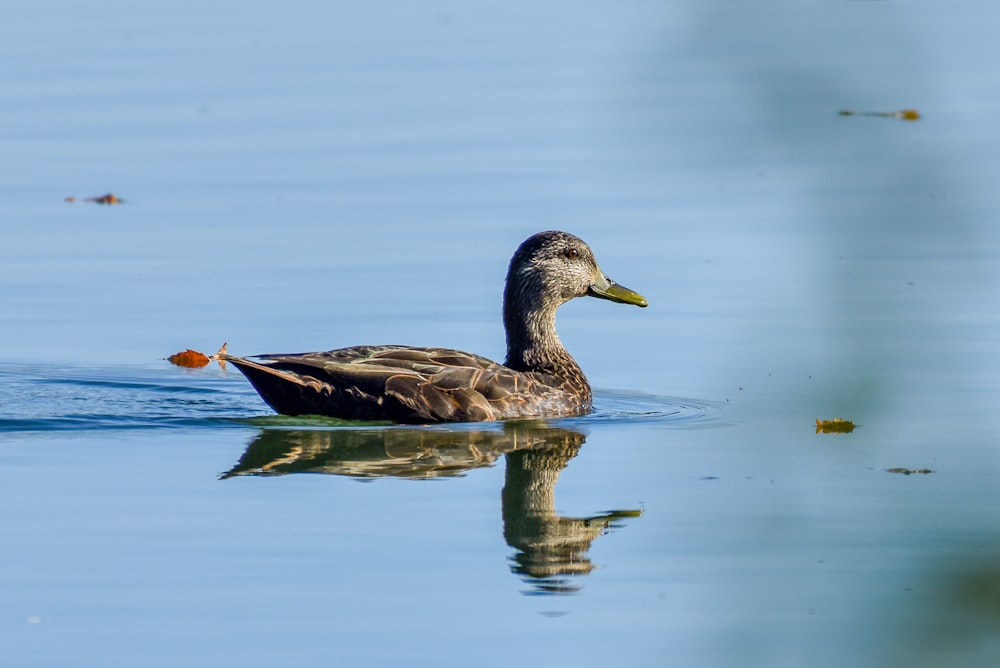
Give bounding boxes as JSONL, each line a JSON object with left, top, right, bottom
{"left": 4, "top": 1, "right": 1000, "bottom": 666}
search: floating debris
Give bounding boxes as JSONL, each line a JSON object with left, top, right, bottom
{"left": 838, "top": 109, "right": 921, "bottom": 122}
{"left": 816, "top": 418, "right": 856, "bottom": 434}
{"left": 87, "top": 193, "right": 123, "bottom": 204}
{"left": 167, "top": 349, "right": 211, "bottom": 368}
{"left": 886, "top": 467, "right": 934, "bottom": 475}
{"left": 65, "top": 193, "right": 124, "bottom": 205}
{"left": 167, "top": 343, "right": 229, "bottom": 369}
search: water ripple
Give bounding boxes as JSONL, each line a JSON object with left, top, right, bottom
{"left": 584, "top": 389, "right": 730, "bottom": 428}
{"left": 0, "top": 364, "right": 259, "bottom": 433}
{"left": 0, "top": 365, "right": 729, "bottom": 433}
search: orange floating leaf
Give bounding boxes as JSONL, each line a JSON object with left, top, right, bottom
{"left": 168, "top": 349, "right": 211, "bottom": 368}
{"left": 816, "top": 417, "right": 856, "bottom": 434}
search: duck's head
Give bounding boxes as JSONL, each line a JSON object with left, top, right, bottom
{"left": 504, "top": 230, "right": 648, "bottom": 311}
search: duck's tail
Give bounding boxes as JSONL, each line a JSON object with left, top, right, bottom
{"left": 225, "top": 355, "right": 319, "bottom": 416}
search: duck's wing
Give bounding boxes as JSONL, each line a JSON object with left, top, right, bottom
{"left": 227, "top": 346, "right": 579, "bottom": 423}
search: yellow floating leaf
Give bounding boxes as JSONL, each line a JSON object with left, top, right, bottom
{"left": 816, "top": 417, "right": 856, "bottom": 434}
{"left": 168, "top": 349, "right": 211, "bottom": 368}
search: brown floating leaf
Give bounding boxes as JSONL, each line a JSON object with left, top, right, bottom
{"left": 837, "top": 109, "right": 921, "bottom": 122}
{"left": 167, "top": 349, "right": 211, "bottom": 368}
{"left": 85, "top": 193, "right": 123, "bottom": 205}
{"left": 816, "top": 418, "right": 856, "bottom": 434}
{"left": 886, "top": 467, "right": 934, "bottom": 475}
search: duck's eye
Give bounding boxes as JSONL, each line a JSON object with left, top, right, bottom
{"left": 564, "top": 247, "right": 579, "bottom": 259}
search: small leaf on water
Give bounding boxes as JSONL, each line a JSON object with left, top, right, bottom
{"left": 167, "top": 349, "right": 211, "bottom": 368}
{"left": 816, "top": 418, "right": 856, "bottom": 434}
{"left": 837, "top": 108, "right": 920, "bottom": 122}
{"left": 84, "top": 193, "right": 123, "bottom": 205}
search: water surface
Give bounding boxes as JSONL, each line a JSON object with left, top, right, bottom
{"left": 3, "top": 2, "right": 1000, "bottom": 666}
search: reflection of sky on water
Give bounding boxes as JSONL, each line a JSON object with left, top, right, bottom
{"left": 3, "top": 1, "right": 996, "bottom": 419}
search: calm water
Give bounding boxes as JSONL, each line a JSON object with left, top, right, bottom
{"left": 3, "top": 2, "right": 1000, "bottom": 666}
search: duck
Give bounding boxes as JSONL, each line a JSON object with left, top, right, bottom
{"left": 226, "top": 230, "right": 647, "bottom": 423}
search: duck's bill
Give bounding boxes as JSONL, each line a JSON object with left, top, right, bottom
{"left": 588, "top": 273, "right": 649, "bottom": 307}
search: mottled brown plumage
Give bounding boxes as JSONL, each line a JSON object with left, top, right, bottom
{"left": 227, "top": 231, "right": 647, "bottom": 423}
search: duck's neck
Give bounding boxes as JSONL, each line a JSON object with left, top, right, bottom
{"left": 503, "top": 290, "right": 585, "bottom": 383}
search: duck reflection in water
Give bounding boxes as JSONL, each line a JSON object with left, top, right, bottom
{"left": 222, "top": 423, "right": 641, "bottom": 594}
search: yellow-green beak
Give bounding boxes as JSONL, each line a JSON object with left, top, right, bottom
{"left": 588, "top": 272, "right": 648, "bottom": 307}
